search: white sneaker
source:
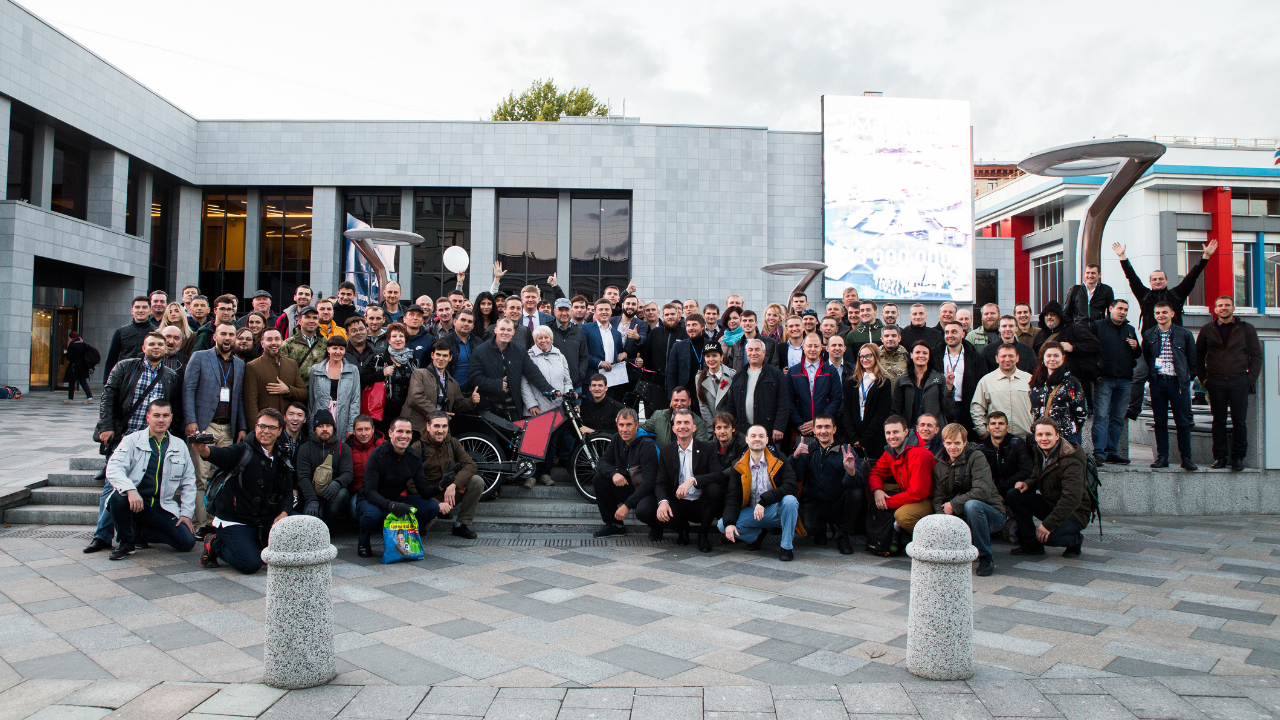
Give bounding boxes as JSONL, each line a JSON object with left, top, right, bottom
{"left": 62, "top": 399, "right": 74, "bottom": 405}
{"left": 84, "top": 398, "right": 95, "bottom": 405}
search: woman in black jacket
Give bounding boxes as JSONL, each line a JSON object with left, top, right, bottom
{"left": 844, "top": 342, "right": 892, "bottom": 460}
{"left": 891, "top": 341, "right": 953, "bottom": 427}
{"left": 63, "top": 331, "right": 94, "bottom": 403}
{"left": 372, "top": 323, "right": 418, "bottom": 434}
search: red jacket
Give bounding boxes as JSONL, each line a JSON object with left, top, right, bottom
{"left": 868, "top": 444, "right": 935, "bottom": 509}
{"left": 345, "top": 435, "right": 385, "bottom": 492}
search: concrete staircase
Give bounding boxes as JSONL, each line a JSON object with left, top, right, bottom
{"left": 2, "top": 459, "right": 636, "bottom": 536}
{"left": 3, "top": 457, "right": 103, "bottom": 526}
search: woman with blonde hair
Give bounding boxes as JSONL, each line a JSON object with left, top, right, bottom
{"left": 761, "top": 303, "right": 786, "bottom": 343}
{"left": 158, "top": 302, "right": 192, "bottom": 342}
{"left": 844, "top": 341, "right": 892, "bottom": 460}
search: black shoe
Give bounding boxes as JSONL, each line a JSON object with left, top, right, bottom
{"left": 676, "top": 530, "right": 690, "bottom": 546}
{"left": 1181, "top": 459, "right": 1198, "bottom": 472}
{"left": 836, "top": 535, "right": 854, "bottom": 555}
{"left": 746, "top": 534, "right": 765, "bottom": 551}
{"left": 82, "top": 538, "right": 111, "bottom": 554}
{"left": 199, "top": 534, "right": 219, "bottom": 568}
{"left": 888, "top": 528, "right": 905, "bottom": 556}
{"left": 135, "top": 539, "right": 149, "bottom": 550}
{"left": 357, "top": 544, "right": 372, "bottom": 558}
{"left": 648, "top": 527, "right": 663, "bottom": 542}
{"left": 698, "top": 534, "right": 712, "bottom": 553}
{"left": 593, "top": 524, "right": 626, "bottom": 538}
{"left": 1062, "top": 545, "right": 1082, "bottom": 558}
{"left": 195, "top": 525, "right": 212, "bottom": 540}
{"left": 779, "top": 548, "right": 794, "bottom": 562}
{"left": 1211, "top": 458, "right": 1228, "bottom": 469}
{"left": 1232, "top": 458, "right": 1246, "bottom": 472}
{"left": 1094, "top": 455, "right": 1108, "bottom": 466}
{"left": 451, "top": 524, "right": 478, "bottom": 540}
{"left": 1011, "top": 545, "right": 1045, "bottom": 556}
{"left": 976, "top": 557, "right": 994, "bottom": 576}
{"left": 108, "top": 543, "right": 135, "bottom": 561}
{"left": 1106, "top": 454, "right": 1129, "bottom": 465}
{"left": 865, "top": 543, "right": 891, "bottom": 558}
{"left": 1125, "top": 409, "right": 1139, "bottom": 421}
{"left": 1151, "top": 456, "right": 1169, "bottom": 469}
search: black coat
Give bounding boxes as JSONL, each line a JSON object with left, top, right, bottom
{"left": 466, "top": 339, "right": 553, "bottom": 418}
{"left": 929, "top": 341, "right": 987, "bottom": 428}
{"left": 654, "top": 439, "right": 723, "bottom": 505}
{"left": 295, "top": 436, "right": 354, "bottom": 507}
{"left": 665, "top": 338, "right": 703, "bottom": 401}
{"left": 721, "top": 364, "right": 791, "bottom": 437}
{"left": 204, "top": 437, "right": 294, "bottom": 526}
{"left": 1121, "top": 257, "right": 1208, "bottom": 332}
{"left": 891, "top": 368, "right": 953, "bottom": 428}
{"left": 1062, "top": 282, "right": 1116, "bottom": 324}
{"left": 1033, "top": 301, "right": 1102, "bottom": 383}
{"left": 63, "top": 339, "right": 93, "bottom": 381}
{"left": 95, "top": 358, "right": 181, "bottom": 439}
{"left": 792, "top": 438, "right": 860, "bottom": 504}
{"left": 979, "top": 435, "right": 1034, "bottom": 496}
{"left": 640, "top": 321, "right": 687, "bottom": 380}
{"left": 360, "top": 442, "right": 437, "bottom": 512}
{"left": 1093, "top": 318, "right": 1141, "bottom": 380}
{"left": 981, "top": 339, "right": 1036, "bottom": 374}
{"left": 899, "top": 324, "right": 942, "bottom": 354}
{"left": 579, "top": 395, "right": 624, "bottom": 434}
{"left": 596, "top": 433, "right": 660, "bottom": 510}
{"left": 842, "top": 375, "right": 892, "bottom": 459}
{"left": 103, "top": 319, "right": 157, "bottom": 383}
{"left": 549, "top": 321, "right": 590, "bottom": 389}
{"left": 773, "top": 339, "right": 806, "bottom": 373}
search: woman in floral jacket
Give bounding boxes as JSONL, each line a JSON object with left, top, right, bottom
{"left": 1029, "top": 341, "right": 1088, "bottom": 443}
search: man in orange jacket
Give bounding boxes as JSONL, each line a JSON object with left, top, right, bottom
{"left": 865, "top": 414, "right": 935, "bottom": 556}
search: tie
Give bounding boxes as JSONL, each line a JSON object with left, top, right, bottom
{"left": 527, "top": 315, "right": 535, "bottom": 332}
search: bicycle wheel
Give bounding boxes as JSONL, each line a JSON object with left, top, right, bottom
{"left": 458, "top": 433, "right": 506, "bottom": 498}
{"left": 570, "top": 434, "right": 612, "bottom": 502}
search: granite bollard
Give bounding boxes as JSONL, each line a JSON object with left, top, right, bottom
{"left": 260, "top": 515, "right": 338, "bottom": 689}
{"left": 905, "top": 513, "right": 978, "bottom": 680}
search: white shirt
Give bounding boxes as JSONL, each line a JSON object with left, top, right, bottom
{"left": 524, "top": 312, "right": 541, "bottom": 332}
{"left": 859, "top": 374, "right": 875, "bottom": 417}
{"left": 598, "top": 323, "right": 615, "bottom": 365}
{"left": 678, "top": 441, "right": 700, "bottom": 501}
{"left": 943, "top": 346, "right": 964, "bottom": 402}
{"left": 745, "top": 367, "right": 761, "bottom": 425}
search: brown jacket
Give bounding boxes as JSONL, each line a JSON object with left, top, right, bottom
{"left": 1195, "top": 318, "right": 1263, "bottom": 392}
{"left": 243, "top": 353, "right": 308, "bottom": 421}
{"left": 1029, "top": 439, "right": 1091, "bottom": 533}
{"left": 401, "top": 367, "right": 477, "bottom": 435}
{"left": 408, "top": 434, "right": 478, "bottom": 494}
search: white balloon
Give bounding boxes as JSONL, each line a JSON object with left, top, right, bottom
{"left": 443, "top": 246, "right": 470, "bottom": 273}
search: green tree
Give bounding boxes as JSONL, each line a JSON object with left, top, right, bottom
{"left": 490, "top": 79, "right": 610, "bottom": 121}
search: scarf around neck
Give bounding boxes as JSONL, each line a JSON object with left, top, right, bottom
{"left": 721, "top": 327, "right": 744, "bottom": 346}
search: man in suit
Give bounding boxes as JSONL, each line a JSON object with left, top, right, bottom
{"left": 775, "top": 315, "right": 806, "bottom": 373}
{"left": 931, "top": 321, "right": 987, "bottom": 432}
{"left": 722, "top": 339, "right": 790, "bottom": 445}
{"left": 182, "top": 322, "right": 247, "bottom": 534}
{"left": 655, "top": 408, "right": 724, "bottom": 552}
{"left": 517, "top": 284, "right": 553, "bottom": 334}
{"left": 488, "top": 296, "right": 534, "bottom": 350}
{"left": 667, "top": 313, "right": 710, "bottom": 416}
{"left": 1062, "top": 264, "right": 1115, "bottom": 325}
{"left": 786, "top": 332, "right": 843, "bottom": 442}
{"left": 583, "top": 298, "right": 627, "bottom": 399}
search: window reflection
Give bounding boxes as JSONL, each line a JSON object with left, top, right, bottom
{"left": 200, "top": 191, "right": 247, "bottom": 302}
{"left": 570, "top": 196, "right": 630, "bottom": 300}
{"left": 261, "top": 193, "right": 312, "bottom": 309}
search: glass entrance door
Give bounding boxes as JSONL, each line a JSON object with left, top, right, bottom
{"left": 30, "top": 308, "right": 52, "bottom": 389}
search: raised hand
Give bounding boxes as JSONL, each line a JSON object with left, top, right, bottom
{"left": 492, "top": 261, "right": 507, "bottom": 279}
{"left": 842, "top": 445, "right": 860, "bottom": 476}
{"left": 1111, "top": 242, "right": 1127, "bottom": 261}
{"left": 1203, "top": 239, "right": 1218, "bottom": 259}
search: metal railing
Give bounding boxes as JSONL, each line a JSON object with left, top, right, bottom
{"left": 1152, "top": 135, "right": 1279, "bottom": 149}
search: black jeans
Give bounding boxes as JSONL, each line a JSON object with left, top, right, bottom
{"left": 210, "top": 523, "right": 272, "bottom": 574}
{"left": 800, "top": 486, "right": 865, "bottom": 540}
{"left": 107, "top": 495, "right": 196, "bottom": 551}
{"left": 592, "top": 471, "right": 658, "bottom": 530}
{"left": 1205, "top": 377, "right": 1250, "bottom": 462}
{"left": 1005, "top": 487, "right": 1086, "bottom": 549}
{"left": 1149, "top": 375, "right": 1192, "bottom": 461}
{"left": 662, "top": 484, "right": 726, "bottom": 535}
{"left": 68, "top": 379, "right": 92, "bottom": 399}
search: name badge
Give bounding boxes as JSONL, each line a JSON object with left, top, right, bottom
{"left": 219, "top": 387, "right": 231, "bottom": 402}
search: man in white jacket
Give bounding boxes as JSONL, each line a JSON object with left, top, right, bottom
{"left": 104, "top": 398, "right": 198, "bottom": 561}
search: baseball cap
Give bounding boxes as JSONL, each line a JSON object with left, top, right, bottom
{"left": 299, "top": 305, "right": 318, "bottom": 316}
{"left": 554, "top": 298, "right": 572, "bottom": 310}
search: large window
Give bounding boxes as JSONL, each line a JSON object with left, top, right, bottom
{"left": 200, "top": 192, "right": 247, "bottom": 302}
{"left": 1232, "top": 232, "right": 1254, "bottom": 308}
{"left": 1176, "top": 231, "right": 1207, "bottom": 308}
{"left": 6, "top": 124, "right": 32, "bottom": 201}
{"left": 975, "top": 269, "right": 998, "bottom": 309}
{"left": 51, "top": 142, "right": 88, "bottom": 220}
{"left": 570, "top": 195, "right": 631, "bottom": 300}
{"left": 148, "top": 183, "right": 170, "bottom": 295}
{"left": 413, "top": 193, "right": 471, "bottom": 302}
{"left": 1031, "top": 252, "right": 1063, "bottom": 312}
{"left": 261, "top": 194, "right": 312, "bottom": 310}
{"left": 1231, "top": 189, "right": 1280, "bottom": 217}
{"left": 1034, "top": 206, "right": 1064, "bottom": 231}
{"left": 496, "top": 195, "right": 558, "bottom": 296}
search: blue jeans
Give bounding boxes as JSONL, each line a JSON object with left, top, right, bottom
{"left": 1149, "top": 375, "right": 1192, "bottom": 461}
{"left": 717, "top": 494, "right": 799, "bottom": 550}
{"left": 1091, "top": 377, "right": 1130, "bottom": 458}
{"left": 93, "top": 484, "right": 115, "bottom": 542}
{"left": 210, "top": 523, "right": 271, "bottom": 574}
{"left": 357, "top": 496, "right": 440, "bottom": 547}
{"left": 961, "top": 499, "right": 1005, "bottom": 561}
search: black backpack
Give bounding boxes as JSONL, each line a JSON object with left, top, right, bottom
{"left": 83, "top": 342, "right": 102, "bottom": 369}
{"left": 1082, "top": 452, "right": 1103, "bottom": 538}
{"left": 204, "top": 445, "right": 253, "bottom": 511}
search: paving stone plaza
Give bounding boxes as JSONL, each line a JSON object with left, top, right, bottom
{"left": 4, "top": 397, "right": 1280, "bottom": 718}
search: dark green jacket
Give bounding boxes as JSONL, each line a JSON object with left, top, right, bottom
{"left": 931, "top": 442, "right": 1003, "bottom": 516}
{"left": 1030, "top": 439, "right": 1091, "bottom": 533}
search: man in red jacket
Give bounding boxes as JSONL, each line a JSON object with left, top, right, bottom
{"left": 345, "top": 415, "right": 385, "bottom": 518}
{"left": 865, "top": 415, "right": 935, "bottom": 556}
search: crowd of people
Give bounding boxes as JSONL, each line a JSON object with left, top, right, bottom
{"left": 76, "top": 240, "right": 1264, "bottom": 576}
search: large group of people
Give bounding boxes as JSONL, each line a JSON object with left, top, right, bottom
{"left": 80, "top": 240, "right": 1264, "bottom": 576}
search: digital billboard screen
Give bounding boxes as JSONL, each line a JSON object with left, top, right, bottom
{"left": 822, "top": 96, "right": 973, "bottom": 302}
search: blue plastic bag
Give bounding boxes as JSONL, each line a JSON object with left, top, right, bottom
{"left": 382, "top": 511, "right": 424, "bottom": 564}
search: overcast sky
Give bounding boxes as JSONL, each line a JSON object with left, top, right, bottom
{"left": 23, "top": 0, "right": 1280, "bottom": 160}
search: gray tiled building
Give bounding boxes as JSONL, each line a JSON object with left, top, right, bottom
{"left": 0, "top": 0, "right": 1002, "bottom": 392}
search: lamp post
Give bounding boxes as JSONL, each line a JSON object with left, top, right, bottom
{"left": 341, "top": 228, "right": 425, "bottom": 292}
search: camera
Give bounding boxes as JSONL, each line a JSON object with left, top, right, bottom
{"left": 189, "top": 433, "right": 216, "bottom": 444}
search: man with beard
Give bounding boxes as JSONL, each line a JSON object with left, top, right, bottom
{"left": 639, "top": 303, "right": 687, "bottom": 412}
{"left": 966, "top": 303, "right": 1001, "bottom": 350}
{"left": 193, "top": 295, "right": 239, "bottom": 354}
{"left": 281, "top": 305, "right": 327, "bottom": 381}
{"left": 183, "top": 323, "right": 247, "bottom": 534}
{"left": 442, "top": 309, "right": 482, "bottom": 389}
{"left": 412, "top": 411, "right": 483, "bottom": 539}
{"left": 365, "top": 305, "right": 388, "bottom": 353}
{"left": 981, "top": 316, "right": 1036, "bottom": 374}
{"left": 160, "top": 326, "right": 188, "bottom": 371}
{"left": 295, "top": 409, "right": 354, "bottom": 523}
{"left": 244, "top": 328, "right": 307, "bottom": 421}
{"left": 274, "top": 285, "right": 313, "bottom": 338}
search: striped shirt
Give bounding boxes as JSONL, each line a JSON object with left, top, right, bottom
{"left": 127, "top": 362, "right": 164, "bottom": 434}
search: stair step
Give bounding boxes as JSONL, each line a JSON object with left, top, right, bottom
{"left": 496, "top": 484, "right": 588, "bottom": 500}
{"left": 4, "top": 505, "right": 98, "bottom": 525}
{"left": 480, "top": 499, "right": 598, "bottom": 519}
{"left": 424, "top": 515, "right": 644, "bottom": 535}
{"left": 46, "top": 474, "right": 104, "bottom": 488}
{"left": 30, "top": 487, "right": 102, "bottom": 507}
{"left": 69, "top": 458, "right": 106, "bottom": 472}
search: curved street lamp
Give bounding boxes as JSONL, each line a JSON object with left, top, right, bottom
{"left": 341, "top": 228, "right": 425, "bottom": 292}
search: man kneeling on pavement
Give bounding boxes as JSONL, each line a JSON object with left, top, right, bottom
{"left": 1007, "top": 416, "right": 1092, "bottom": 559}
{"left": 931, "top": 422, "right": 1005, "bottom": 576}
{"left": 654, "top": 408, "right": 724, "bottom": 552}
{"left": 791, "top": 414, "right": 863, "bottom": 555}
{"left": 410, "top": 411, "right": 483, "bottom": 539}
{"left": 356, "top": 416, "right": 456, "bottom": 557}
{"left": 103, "top": 399, "right": 197, "bottom": 561}
{"left": 865, "top": 415, "right": 935, "bottom": 557}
